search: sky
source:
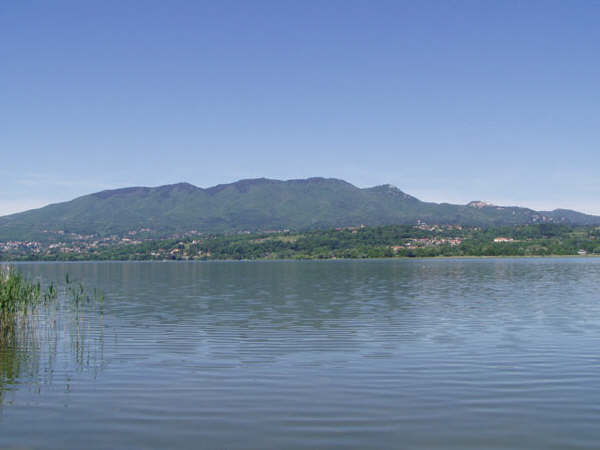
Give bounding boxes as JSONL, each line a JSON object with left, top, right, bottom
{"left": 1, "top": 0, "right": 599, "bottom": 215}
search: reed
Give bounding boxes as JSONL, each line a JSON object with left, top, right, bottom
{"left": 1, "top": 267, "right": 57, "bottom": 344}
{"left": 1, "top": 267, "right": 104, "bottom": 406}
{"left": 0, "top": 267, "right": 56, "bottom": 313}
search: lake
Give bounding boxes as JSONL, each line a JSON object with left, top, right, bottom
{"left": 1, "top": 259, "right": 600, "bottom": 449}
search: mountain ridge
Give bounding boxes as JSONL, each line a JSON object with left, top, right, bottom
{"left": 1, "top": 177, "right": 599, "bottom": 241}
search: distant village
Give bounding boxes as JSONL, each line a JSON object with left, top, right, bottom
{"left": 1, "top": 222, "right": 598, "bottom": 260}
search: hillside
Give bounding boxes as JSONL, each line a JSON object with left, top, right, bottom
{"left": 1, "top": 177, "right": 599, "bottom": 241}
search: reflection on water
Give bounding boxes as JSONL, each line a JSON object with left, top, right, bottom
{"left": 1, "top": 259, "right": 600, "bottom": 449}
{"left": 0, "top": 309, "right": 39, "bottom": 406}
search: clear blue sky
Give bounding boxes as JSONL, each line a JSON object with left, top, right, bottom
{"left": 1, "top": 0, "right": 599, "bottom": 215}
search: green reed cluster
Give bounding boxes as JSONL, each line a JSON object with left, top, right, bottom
{"left": 1, "top": 267, "right": 105, "bottom": 407}
{"left": 0, "top": 267, "right": 57, "bottom": 315}
{"left": 1, "top": 267, "right": 103, "bottom": 341}
{"left": 1, "top": 268, "right": 52, "bottom": 350}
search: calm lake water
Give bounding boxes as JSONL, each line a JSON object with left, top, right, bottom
{"left": 1, "top": 259, "right": 600, "bottom": 449}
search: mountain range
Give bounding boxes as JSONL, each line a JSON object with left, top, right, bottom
{"left": 1, "top": 177, "right": 599, "bottom": 241}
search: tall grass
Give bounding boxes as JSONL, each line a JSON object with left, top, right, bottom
{"left": 1, "top": 268, "right": 53, "bottom": 404}
{"left": 0, "top": 268, "right": 56, "bottom": 313}
{"left": 1, "top": 267, "right": 57, "bottom": 345}
{"left": 1, "top": 267, "right": 105, "bottom": 405}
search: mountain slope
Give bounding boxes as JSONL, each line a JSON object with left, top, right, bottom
{"left": 1, "top": 177, "right": 599, "bottom": 241}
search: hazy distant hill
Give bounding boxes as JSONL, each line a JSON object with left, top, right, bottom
{"left": 1, "top": 177, "right": 599, "bottom": 241}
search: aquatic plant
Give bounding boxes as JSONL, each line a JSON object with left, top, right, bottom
{"left": 63, "top": 272, "right": 104, "bottom": 306}
{"left": 1, "top": 268, "right": 48, "bottom": 313}
{"left": 1, "top": 267, "right": 55, "bottom": 345}
{"left": 1, "top": 268, "right": 105, "bottom": 406}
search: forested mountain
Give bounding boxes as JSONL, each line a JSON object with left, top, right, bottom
{"left": 1, "top": 177, "right": 599, "bottom": 241}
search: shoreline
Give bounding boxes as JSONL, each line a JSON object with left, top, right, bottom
{"left": 2, "top": 254, "right": 599, "bottom": 264}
